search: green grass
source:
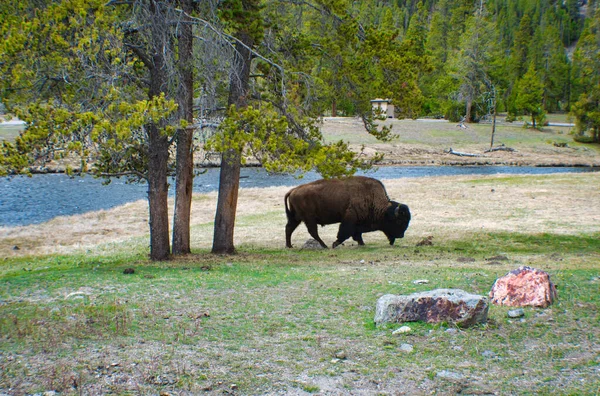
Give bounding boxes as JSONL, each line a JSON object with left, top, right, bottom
{"left": 1, "top": 231, "right": 599, "bottom": 394}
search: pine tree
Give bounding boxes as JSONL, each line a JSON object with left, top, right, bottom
{"left": 510, "top": 12, "right": 534, "bottom": 81}
{"left": 448, "top": 9, "right": 499, "bottom": 122}
{"left": 514, "top": 62, "right": 546, "bottom": 128}
{"left": 571, "top": 4, "right": 600, "bottom": 142}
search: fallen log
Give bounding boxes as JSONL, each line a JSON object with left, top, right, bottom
{"left": 445, "top": 148, "right": 481, "bottom": 157}
{"left": 485, "top": 144, "right": 516, "bottom": 153}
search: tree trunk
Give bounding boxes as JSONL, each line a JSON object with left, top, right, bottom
{"left": 172, "top": 0, "right": 194, "bottom": 255}
{"left": 465, "top": 97, "right": 473, "bottom": 123}
{"left": 490, "top": 93, "right": 497, "bottom": 149}
{"left": 146, "top": 13, "right": 171, "bottom": 261}
{"left": 212, "top": 31, "right": 254, "bottom": 254}
{"left": 147, "top": 122, "right": 171, "bottom": 261}
{"left": 212, "top": 149, "right": 241, "bottom": 254}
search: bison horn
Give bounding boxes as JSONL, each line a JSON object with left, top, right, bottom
{"left": 394, "top": 205, "right": 400, "bottom": 217}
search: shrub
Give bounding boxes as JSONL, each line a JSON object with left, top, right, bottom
{"left": 573, "top": 135, "right": 598, "bottom": 144}
{"left": 443, "top": 101, "right": 464, "bottom": 123}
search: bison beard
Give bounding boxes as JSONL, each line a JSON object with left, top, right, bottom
{"left": 284, "top": 176, "right": 411, "bottom": 248}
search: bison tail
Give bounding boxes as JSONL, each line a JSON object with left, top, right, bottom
{"left": 284, "top": 191, "right": 293, "bottom": 218}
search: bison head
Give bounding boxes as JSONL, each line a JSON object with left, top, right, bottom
{"left": 383, "top": 201, "right": 411, "bottom": 245}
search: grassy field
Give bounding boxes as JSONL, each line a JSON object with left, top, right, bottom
{"left": 320, "top": 114, "right": 575, "bottom": 145}
{"left": 319, "top": 116, "right": 600, "bottom": 168}
{"left": 1, "top": 173, "right": 599, "bottom": 395}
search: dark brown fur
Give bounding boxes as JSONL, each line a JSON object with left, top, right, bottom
{"left": 284, "top": 176, "right": 410, "bottom": 248}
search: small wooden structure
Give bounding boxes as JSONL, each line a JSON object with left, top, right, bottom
{"left": 370, "top": 98, "right": 395, "bottom": 118}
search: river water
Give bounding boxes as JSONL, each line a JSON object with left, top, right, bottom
{"left": 1, "top": 166, "right": 598, "bottom": 227}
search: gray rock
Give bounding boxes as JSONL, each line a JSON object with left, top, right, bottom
{"left": 436, "top": 370, "right": 464, "bottom": 382}
{"left": 302, "top": 239, "right": 325, "bottom": 249}
{"left": 375, "top": 289, "right": 489, "bottom": 328}
{"left": 508, "top": 308, "right": 525, "bottom": 318}
{"left": 481, "top": 350, "right": 497, "bottom": 358}
{"left": 399, "top": 343, "right": 414, "bottom": 353}
{"left": 392, "top": 325, "right": 412, "bottom": 335}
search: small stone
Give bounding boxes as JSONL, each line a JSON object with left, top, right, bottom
{"left": 301, "top": 239, "right": 324, "bottom": 249}
{"left": 392, "top": 326, "right": 412, "bottom": 335}
{"left": 412, "top": 279, "right": 429, "bottom": 285}
{"left": 486, "top": 255, "right": 508, "bottom": 261}
{"left": 481, "top": 350, "right": 497, "bottom": 358}
{"left": 12, "top": 245, "right": 20, "bottom": 250}
{"left": 436, "top": 370, "right": 464, "bottom": 382}
{"left": 360, "top": 259, "right": 365, "bottom": 264}
{"left": 416, "top": 236, "right": 434, "bottom": 246}
{"left": 230, "top": 384, "right": 238, "bottom": 390}
{"left": 445, "top": 328, "right": 458, "bottom": 334}
{"left": 399, "top": 343, "right": 414, "bottom": 353}
{"left": 508, "top": 308, "right": 525, "bottom": 318}
{"left": 334, "top": 350, "right": 347, "bottom": 360}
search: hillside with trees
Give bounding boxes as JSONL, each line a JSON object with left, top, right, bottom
{"left": 339, "top": 0, "right": 592, "bottom": 127}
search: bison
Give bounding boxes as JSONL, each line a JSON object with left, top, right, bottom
{"left": 284, "top": 176, "right": 411, "bottom": 248}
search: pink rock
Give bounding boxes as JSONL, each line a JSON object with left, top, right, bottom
{"left": 489, "top": 266, "right": 558, "bottom": 308}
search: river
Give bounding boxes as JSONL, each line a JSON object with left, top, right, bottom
{"left": 1, "top": 166, "right": 598, "bottom": 227}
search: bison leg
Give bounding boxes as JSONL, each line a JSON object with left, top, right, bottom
{"left": 305, "top": 221, "right": 328, "bottom": 248}
{"left": 385, "top": 233, "right": 396, "bottom": 246}
{"left": 285, "top": 218, "right": 301, "bottom": 248}
{"left": 352, "top": 233, "right": 365, "bottom": 245}
{"left": 333, "top": 222, "right": 355, "bottom": 248}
